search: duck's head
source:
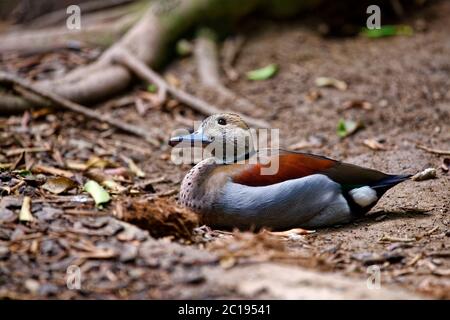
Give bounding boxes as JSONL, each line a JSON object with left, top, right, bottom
{"left": 169, "top": 113, "right": 254, "bottom": 163}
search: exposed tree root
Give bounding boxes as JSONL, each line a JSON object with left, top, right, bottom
{"left": 195, "top": 28, "right": 262, "bottom": 117}
{"left": 221, "top": 35, "right": 245, "bottom": 81}
{"left": 113, "top": 49, "right": 269, "bottom": 128}
{"left": 0, "top": 1, "right": 145, "bottom": 54}
{"left": 0, "top": 71, "right": 160, "bottom": 145}
{"left": 0, "top": 0, "right": 322, "bottom": 117}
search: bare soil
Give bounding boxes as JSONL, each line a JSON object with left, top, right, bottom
{"left": 0, "top": 1, "right": 449, "bottom": 299}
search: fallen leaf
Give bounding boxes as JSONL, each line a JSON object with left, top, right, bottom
{"left": 342, "top": 100, "right": 373, "bottom": 110}
{"left": 360, "top": 25, "right": 413, "bottom": 38}
{"left": 17, "top": 169, "right": 32, "bottom": 177}
{"left": 86, "top": 170, "right": 127, "bottom": 194}
{"left": 24, "top": 279, "right": 40, "bottom": 294}
{"left": 84, "top": 180, "right": 111, "bottom": 206}
{"left": 123, "top": 157, "right": 146, "bottom": 178}
{"left": 42, "top": 177, "right": 78, "bottom": 194}
{"left": 104, "top": 167, "right": 130, "bottom": 177}
{"left": 315, "top": 77, "right": 347, "bottom": 90}
{"left": 246, "top": 64, "right": 278, "bottom": 81}
{"left": 0, "top": 163, "right": 12, "bottom": 170}
{"left": 220, "top": 256, "right": 236, "bottom": 269}
{"left": 147, "top": 84, "right": 158, "bottom": 93}
{"left": 441, "top": 158, "right": 449, "bottom": 172}
{"left": 337, "top": 119, "right": 363, "bottom": 138}
{"left": 363, "top": 139, "right": 387, "bottom": 151}
{"left": 165, "top": 73, "right": 180, "bottom": 87}
{"left": 289, "top": 135, "right": 325, "bottom": 150}
{"left": 19, "top": 196, "right": 34, "bottom": 222}
{"left": 176, "top": 39, "right": 193, "bottom": 56}
{"left": 304, "top": 90, "right": 322, "bottom": 102}
{"left": 85, "top": 156, "right": 116, "bottom": 170}
{"left": 102, "top": 179, "right": 127, "bottom": 194}
{"left": 65, "top": 160, "right": 88, "bottom": 171}
{"left": 412, "top": 168, "right": 437, "bottom": 181}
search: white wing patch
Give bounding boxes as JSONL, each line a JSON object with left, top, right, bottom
{"left": 349, "top": 186, "right": 378, "bottom": 207}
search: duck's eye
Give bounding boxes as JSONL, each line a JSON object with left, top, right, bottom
{"left": 217, "top": 118, "right": 227, "bottom": 126}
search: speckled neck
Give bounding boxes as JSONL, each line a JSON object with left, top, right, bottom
{"left": 179, "top": 158, "right": 221, "bottom": 213}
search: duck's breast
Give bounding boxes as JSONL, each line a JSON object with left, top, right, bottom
{"left": 211, "top": 174, "right": 351, "bottom": 230}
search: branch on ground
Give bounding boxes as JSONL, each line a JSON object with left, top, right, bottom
{"left": 195, "top": 28, "right": 262, "bottom": 117}
{"left": 113, "top": 49, "right": 269, "bottom": 128}
{"left": 0, "top": 71, "right": 160, "bottom": 146}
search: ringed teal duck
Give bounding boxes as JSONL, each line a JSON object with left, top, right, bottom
{"left": 169, "top": 113, "right": 410, "bottom": 230}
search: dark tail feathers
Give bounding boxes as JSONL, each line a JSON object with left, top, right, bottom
{"left": 370, "top": 174, "right": 411, "bottom": 197}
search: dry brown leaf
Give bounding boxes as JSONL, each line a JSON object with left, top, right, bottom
{"left": 342, "top": 100, "right": 373, "bottom": 110}
{"left": 42, "top": 176, "right": 78, "bottom": 194}
{"left": 123, "top": 157, "right": 146, "bottom": 178}
{"left": 315, "top": 77, "right": 347, "bottom": 90}
{"left": 0, "top": 163, "right": 12, "bottom": 170}
{"left": 102, "top": 179, "right": 127, "bottom": 194}
{"left": 441, "top": 158, "right": 449, "bottom": 172}
{"left": 85, "top": 156, "right": 117, "bottom": 170}
{"left": 363, "top": 139, "right": 387, "bottom": 151}
{"left": 65, "top": 160, "right": 88, "bottom": 171}
{"left": 304, "top": 90, "right": 322, "bottom": 102}
{"left": 289, "top": 136, "right": 324, "bottom": 150}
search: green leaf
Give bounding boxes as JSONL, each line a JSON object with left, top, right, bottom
{"left": 360, "top": 25, "right": 413, "bottom": 38}
{"left": 337, "top": 119, "right": 362, "bottom": 138}
{"left": 176, "top": 39, "right": 193, "bottom": 56}
{"left": 246, "top": 64, "right": 278, "bottom": 81}
{"left": 84, "top": 180, "right": 111, "bottom": 207}
{"left": 147, "top": 84, "right": 158, "bottom": 93}
{"left": 18, "top": 170, "right": 32, "bottom": 177}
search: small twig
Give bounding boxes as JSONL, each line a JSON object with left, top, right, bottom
{"left": 113, "top": 49, "right": 269, "bottom": 128}
{"left": 427, "top": 251, "right": 450, "bottom": 258}
{"left": 423, "top": 226, "right": 439, "bottom": 236}
{"left": 10, "top": 180, "right": 26, "bottom": 193}
{"left": 378, "top": 234, "right": 416, "bottom": 243}
{"left": 406, "top": 253, "right": 422, "bottom": 267}
{"left": 416, "top": 144, "right": 450, "bottom": 156}
{"left": 6, "top": 147, "right": 50, "bottom": 157}
{"left": 265, "top": 228, "right": 316, "bottom": 237}
{"left": 64, "top": 209, "right": 110, "bottom": 216}
{"left": 32, "top": 164, "right": 74, "bottom": 178}
{"left": 157, "top": 188, "right": 179, "bottom": 197}
{"left": 0, "top": 71, "right": 159, "bottom": 146}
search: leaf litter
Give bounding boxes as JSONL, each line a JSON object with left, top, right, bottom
{"left": 1, "top": 4, "right": 450, "bottom": 299}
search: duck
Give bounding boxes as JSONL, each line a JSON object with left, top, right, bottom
{"left": 169, "top": 113, "right": 411, "bottom": 231}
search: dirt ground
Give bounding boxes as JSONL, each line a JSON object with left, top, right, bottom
{"left": 1, "top": 1, "right": 449, "bottom": 299}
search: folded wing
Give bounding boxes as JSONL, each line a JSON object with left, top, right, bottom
{"left": 230, "top": 149, "right": 389, "bottom": 188}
